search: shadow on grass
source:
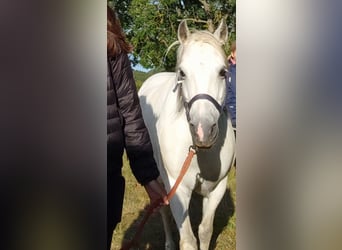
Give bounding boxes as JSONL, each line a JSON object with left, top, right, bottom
{"left": 118, "top": 204, "right": 177, "bottom": 250}
{"left": 120, "top": 187, "right": 235, "bottom": 250}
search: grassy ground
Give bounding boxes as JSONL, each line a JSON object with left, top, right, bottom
{"left": 111, "top": 154, "right": 236, "bottom": 250}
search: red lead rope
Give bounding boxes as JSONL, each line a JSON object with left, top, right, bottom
{"left": 120, "top": 146, "right": 197, "bottom": 250}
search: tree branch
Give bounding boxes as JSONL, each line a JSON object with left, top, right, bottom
{"left": 198, "top": 0, "right": 210, "bottom": 13}
{"left": 177, "top": 18, "right": 208, "bottom": 24}
{"left": 197, "top": 0, "right": 214, "bottom": 32}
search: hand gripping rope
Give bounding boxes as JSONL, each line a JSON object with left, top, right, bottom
{"left": 120, "top": 145, "right": 197, "bottom": 250}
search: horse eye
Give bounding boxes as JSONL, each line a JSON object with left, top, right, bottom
{"left": 179, "top": 69, "right": 186, "bottom": 79}
{"left": 219, "top": 68, "right": 227, "bottom": 78}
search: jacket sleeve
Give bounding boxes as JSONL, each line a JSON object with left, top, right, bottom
{"left": 109, "top": 53, "right": 159, "bottom": 185}
{"left": 225, "top": 65, "right": 236, "bottom": 127}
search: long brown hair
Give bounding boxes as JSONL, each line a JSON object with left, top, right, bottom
{"left": 107, "top": 6, "right": 133, "bottom": 56}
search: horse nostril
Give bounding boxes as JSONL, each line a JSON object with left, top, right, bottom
{"left": 210, "top": 124, "right": 217, "bottom": 135}
{"left": 189, "top": 123, "right": 197, "bottom": 136}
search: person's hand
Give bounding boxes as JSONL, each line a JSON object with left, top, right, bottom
{"left": 144, "top": 178, "right": 169, "bottom": 211}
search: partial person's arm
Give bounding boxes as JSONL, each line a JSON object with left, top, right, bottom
{"left": 108, "top": 54, "right": 168, "bottom": 206}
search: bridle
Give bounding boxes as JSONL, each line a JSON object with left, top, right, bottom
{"left": 184, "top": 93, "right": 223, "bottom": 121}
{"left": 173, "top": 73, "right": 227, "bottom": 122}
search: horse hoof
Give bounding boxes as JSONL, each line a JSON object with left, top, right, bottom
{"left": 180, "top": 241, "right": 197, "bottom": 250}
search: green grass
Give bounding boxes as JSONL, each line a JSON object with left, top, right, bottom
{"left": 133, "top": 70, "right": 155, "bottom": 90}
{"left": 111, "top": 153, "right": 236, "bottom": 250}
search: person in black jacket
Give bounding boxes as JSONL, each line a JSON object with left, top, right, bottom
{"left": 107, "top": 6, "right": 168, "bottom": 249}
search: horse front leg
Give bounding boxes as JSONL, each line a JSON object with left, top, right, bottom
{"left": 160, "top": 205, "right": 176, "bottom": 250}
{"left": 169, "top": 185, "right": 197, "bottom": 250}
{"left": 198, "top": 176, "right": 228, "bottom": 250}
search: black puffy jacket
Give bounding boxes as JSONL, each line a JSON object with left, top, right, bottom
{"left": 107, "top": 52, "right": 159, "bottom": 184}
{"left": 107, "top": 53, "right": 160, "bottom": 228}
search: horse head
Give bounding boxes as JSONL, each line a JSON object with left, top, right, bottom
{"left": 176, "top": 19, "right": 228, "bottom": 148}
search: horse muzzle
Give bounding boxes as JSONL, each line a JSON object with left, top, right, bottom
{"left": 184, "top": 93, "right": 223, "bottom": 148}
{"left": 190, "top": 121, "right": 219, "bottom": 148}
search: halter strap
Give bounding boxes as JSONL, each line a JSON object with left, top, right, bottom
{"left": 184, "top": 94, "right": 223, "bottom": 121}
{"left": 186, "top": 94, "right": 222, "bottom": 112}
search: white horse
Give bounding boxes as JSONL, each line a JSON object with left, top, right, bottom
{"left": 138, "top": 20, "right": 235, "bottom": 250}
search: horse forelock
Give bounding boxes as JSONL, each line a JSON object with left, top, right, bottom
{"left": 176, "top": 30, "right": 226, "bottom": 68}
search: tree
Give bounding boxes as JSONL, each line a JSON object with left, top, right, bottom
{"left": 108, "top": 0, "right": 235, "bottom": 71}
{"left": 108, "top": 0, "right": 133, "bottom": 30}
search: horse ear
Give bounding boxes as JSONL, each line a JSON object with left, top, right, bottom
{"left": 213, "top": 19, "right": 228, "bottom": 45}
{"left": 178, "top": 20, "right": 189, "bottom": 43}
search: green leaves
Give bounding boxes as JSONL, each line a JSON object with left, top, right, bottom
{"left": 109, "top": 0, "right": 236, "bottom": 70}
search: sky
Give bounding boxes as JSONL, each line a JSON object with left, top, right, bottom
{"left": 132, "top": 63, "right": 150, "bottom": 72}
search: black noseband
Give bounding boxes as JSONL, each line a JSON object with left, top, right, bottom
{"left": 184, "top": 94, "right": 223, "bottom": 121}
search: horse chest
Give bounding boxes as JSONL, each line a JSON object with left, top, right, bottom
{"left": 194, "top": 174, "right": 219, "bottom": 197}
{"left": 177, "top": 162, "right": 223, "bottom": 196}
